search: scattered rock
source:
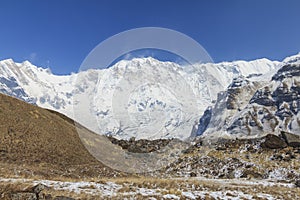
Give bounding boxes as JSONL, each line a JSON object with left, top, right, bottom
{"left": 11, "top": 192, "right": 37, "bottom": 200}
{"left": 194, "top": 140, "right": 203, "bottom": 147}
{"left": 295, "top": 180, "right": 300, "bottom": 188}
{"left": 189, "top": 172, "right": 197, "bottom": 177}
{"left": 182, "top": 145, "right": 197, "bottom": 154}
{"left": 261, "top": 134, "right": 287, "bottom": 149}
{"left": 270, "top": 154, "right": 283, "bottom": 161}
{"left": 241, "top": 170, "right": 263, "bottom": 179}
{"left": 40, "top": 194, "right": 53, "bottom": 200}
{"left": 9, "top": 183, "right": 49, "bottom": 200}
{"left": 32, "top": 183, "right": 46, "bottom": 194}
{"left": 215, "top": 145, "right": 226, "bottom": 151}
{"left": 294, "top": 148, "right": 300, "bottom": 154}
{"left": 283, "top": 151, "right": 296, "bottom": 161}
{"left": 281, "top": 131, "right": 300, "bottom": 147}
{"left": 54, "top": 196, "right": 75, "bottom": 200}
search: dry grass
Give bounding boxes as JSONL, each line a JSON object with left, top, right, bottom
{"left": 0, "top": 93, "right": 124, "bottom": 180}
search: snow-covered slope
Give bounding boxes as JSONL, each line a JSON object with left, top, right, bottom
{"left": 0, "top": 56, "right": 281, "bottom": 140}
{"left": 0, "top": 59, "right": 78, "bottom": 117}
{"left": 201, "top": 53, "right": 300, "bottom": 140}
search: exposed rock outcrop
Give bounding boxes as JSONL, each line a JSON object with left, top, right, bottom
{"left": 261, "top": 134, "right": 287, "bottom": 149}
{"left": 281, "top": 131, "right": 300, "bottom": 147}
{"left": 107, "top": 136, "right": 172, "bottom": 153}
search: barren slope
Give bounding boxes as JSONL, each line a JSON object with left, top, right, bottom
{"left": 0, "top": 93, "right": 121, "bottom": 179}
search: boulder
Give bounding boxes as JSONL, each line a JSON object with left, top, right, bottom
{"left": 261, "top": 134, "right": 287, "bottom": 149}
{"left": 281, "top": 131, "right": 300, "bottom": 147}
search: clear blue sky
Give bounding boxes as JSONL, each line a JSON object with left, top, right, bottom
{"left": 0, "top": 0, "right": 300, "bottom": 74}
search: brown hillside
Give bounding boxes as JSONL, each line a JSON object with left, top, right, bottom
{"left": 0, "top": 93, "right": 121, "bottom": 179}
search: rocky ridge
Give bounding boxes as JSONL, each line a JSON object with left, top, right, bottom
{"left": 200, "top": 54, "right": 300, "bottom": 140}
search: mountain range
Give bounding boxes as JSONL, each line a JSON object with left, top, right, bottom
{"left": 1, "top": 53, "right": 300, "bottom": 140}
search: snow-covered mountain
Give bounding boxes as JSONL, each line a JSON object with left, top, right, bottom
{"left": 0, "top": 56, "right": 282, "bottom": 140}
{"left": 201, "top": 53, "right": 300, "bottom": 140}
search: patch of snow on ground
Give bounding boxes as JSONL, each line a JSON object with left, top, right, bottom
{"left": 181, "top": 191, "right": 196, "bottom": 199}
{"left": 32, "top": 179, "right": 122, "bottom": 196}
{"left": 256, "top": 193, "right": 276, "bottom": 200}
{"left": 163, "top": 194, "right": 180, "bottom": 199}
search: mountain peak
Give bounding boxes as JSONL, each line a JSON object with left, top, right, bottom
{"left": 0, "top": 58, "right": 15, "bottom": 64}
{"left": 22, "top": 60, "right": 33, "bottom": 65}
{"left": 282, "top": 52, "right": 300, "bottom": 64}
{"left": 119, "top": 57, "right": 172, "bottom": 66}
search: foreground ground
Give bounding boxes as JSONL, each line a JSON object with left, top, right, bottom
{"left": 1, "top": 176, "right": 299, "bottom": 200}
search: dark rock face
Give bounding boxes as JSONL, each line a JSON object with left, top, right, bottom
{"left": 272, "top": 64, "right": 300, "bottom": 81}
{"left": 196, "top": 107, "right": 212, "bottom": 136}
{"left": 251, "top": 79, "right": 300, "bottom": 115}
{"left": 226, "top": 77, "right": 250, "bottom": 110}
{"left": 225, "top": 63, "right": 300, "bottom": 136}
{"left": 261, "top": 134, "right": 287, "bottom": 149}
{"left": 204, "top": 76, "right": 261, "bottom": 136}
{"left": 273, "top": 85, "right": 300, "bottom": 112}
{"left": 281, "top": 131, "right": 300, "bottom": 147}
{"left": 250, "top": 86, "right": 275, "bottom": 106}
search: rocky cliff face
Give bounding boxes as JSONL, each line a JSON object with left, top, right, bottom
{"left": 201, "top": 54, "right": 300, "bottom": 140}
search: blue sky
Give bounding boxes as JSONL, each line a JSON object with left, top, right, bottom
{"left": 0, "top": 0, "right": 300, "bottom": 74}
